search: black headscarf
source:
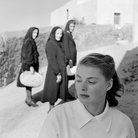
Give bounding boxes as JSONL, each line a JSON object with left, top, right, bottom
{"left": 64, "top": 20, "right": 75, "bottom": 32}
{"left": 24, "top": 27, "right": 39, "bottom": 40}
{"left": 22, "top": 27, "right": 39, "bottom": 66}
{"left": 47, "top": 26, "right": 64, "bottom": 53}
{"left": 48, "top": 26, "right": 63, "bottom": 42}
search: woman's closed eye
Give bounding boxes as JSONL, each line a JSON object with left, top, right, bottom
{"left": 87, "top": 80, "right": 97, "bottom": 84}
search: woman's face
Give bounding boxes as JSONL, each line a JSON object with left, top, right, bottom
{"left": 55, "top": 28, "right": 62, "bottom": 41}
{"left": 69, "top": 23, "right": 75, "bottom": 33}
{"left": 75, "top": 64, "right": 111, "bottom": 106}
{"left": 32, "top": 29, "right": 38, "bottom": 39}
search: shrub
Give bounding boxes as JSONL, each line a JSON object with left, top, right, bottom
{"left": 119, "top": 24, "right": 132, "bottom": 42}
{"left": 71, "top": 17, "right": 86, "bottom": 25}
{"left": 74, "top": 24, "right": 118, "bottom": 51}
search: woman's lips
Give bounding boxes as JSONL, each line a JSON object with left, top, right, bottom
{"left": 80, "top": 94, "right": 89, "bottom": 98}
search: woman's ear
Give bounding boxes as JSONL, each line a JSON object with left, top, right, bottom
{"left": 107, "top": 78, "right": 113, "bottom": 91}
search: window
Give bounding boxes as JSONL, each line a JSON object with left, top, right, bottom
{"left": 114, "top": 13, "right": 121, "bottom": 25}
{"left": 66, "top": 9, "right": 69, "bottom": 20}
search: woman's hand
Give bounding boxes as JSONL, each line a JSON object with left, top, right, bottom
{"left": 56, "top": 73, "right": 62, "bottom": 83}
{"left": 30, "top": 66, "right": 35, "bottom": 74}
{"left": 69, "top": 59, "right": 73, "bottom": 68}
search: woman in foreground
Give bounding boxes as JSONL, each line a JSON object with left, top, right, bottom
{"left": 38, "top": 53, "right": 135, "bottom": 138}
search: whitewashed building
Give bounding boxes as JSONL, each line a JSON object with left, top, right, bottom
{"left": 50, "top": 0, "right": 133, "bottom": 27}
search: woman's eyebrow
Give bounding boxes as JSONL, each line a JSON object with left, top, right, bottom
{"left": 76, "top": 74, "right": 81, "bottom": 78}
{"left": 87, "top": 77, "right": 98, "bottom": 80}
{"left": 76, "top": 75, "right": 98, "bottom": 80}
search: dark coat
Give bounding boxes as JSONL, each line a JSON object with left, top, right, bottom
{"left": 41, "top": 27, "right": 68, "bottom": 104}
{"left": 62, "top": 32, "right": 77, "bottom": 66}
{"left": 17, "top": 27, "right": 39, "bottom": 87}
{"left": 63, "top": 20, "right": 77, "bottom": 66}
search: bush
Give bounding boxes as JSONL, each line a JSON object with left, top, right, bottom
{"left": 71, "top": 17, "right": 86, "bottom": 25}
{"left": 74, "top": 24, "right": 118, "bottom": 51}
{"left": 119, "top": 24, "right": 132, "bottom": 42}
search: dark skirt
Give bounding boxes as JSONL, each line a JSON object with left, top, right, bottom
{"left": 41, "top": 65, "right": 67, "bottom": 105}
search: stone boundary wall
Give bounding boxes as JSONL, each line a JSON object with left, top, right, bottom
{"left": 0, "top": 24, "right": 132, "bottom": 87}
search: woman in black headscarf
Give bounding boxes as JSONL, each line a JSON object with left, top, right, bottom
{"left": 63, "top": 20, "right": 77, "bottom": 67}
{"left": 17, "top": 27, "right": 39, "bottom": 107}
{"left": 41, "top": 26, "right": 68, "bottom": 112}
{"left": 62, "top": 20, "right": 77, "bottom": 99}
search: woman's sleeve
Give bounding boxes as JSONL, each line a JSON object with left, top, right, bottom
{"left": 46, "top": 42, "right": 60, "bottom": 75}
{"left": 62, "top": 33, "right": 71, "bottom": 61}
{"left": 23, "top": 40, "right": 34, "bottom": 66}
{"left": 38, "top": 113, "right": 59, "bottom": 138}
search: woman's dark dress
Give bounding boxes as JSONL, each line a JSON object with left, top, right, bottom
{"left": 62, "top": 32, "right": 77, "bottom": 66}
{"left": 62, "top": 20, "right": 77, "bottom": 99}
{"left": 17, "top": 38, "right": 39, "bottom": 87}
{"left": 41, "top": 39, "right": 68, "bottom": 105}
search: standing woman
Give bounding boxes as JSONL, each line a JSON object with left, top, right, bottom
{"left": 62, "top": 19, "right": 77, "bottom": 99}
{"left": 17, "top": 27, "right": 39, "bottom": 107}
{"left": 41, "top": 26, "right": 68, "bottom": 112}
{"left": 63, "top": 19, "right": 77, "bottom": 67}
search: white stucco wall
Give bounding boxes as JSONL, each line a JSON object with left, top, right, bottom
{"left": 50, "top": 2, "right": 69, "bottom": 26}
{"left": 50, "top": 0, "right": 97, "bottom": 26}
{"left": 50, "top": 0, "right": 78, "bottom": 26}
{"left": 96, "top": 0, "right": 133, "bottom": 26}
{"left": 51, "top": 0, "right": 133, "bottom": 26}
{"left": 76, "top": 0, "right": 97, "bottom": 24}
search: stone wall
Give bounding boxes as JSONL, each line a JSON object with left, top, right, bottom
{"left": 0, "top": 24, "right": 132, "bottom": 87}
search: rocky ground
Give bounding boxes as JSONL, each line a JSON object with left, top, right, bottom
{"left": 0, "top": 42, "right": 138, "bottom": 138}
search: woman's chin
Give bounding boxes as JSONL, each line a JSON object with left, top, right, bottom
{"left": 78, "top": 95, "right": 90, "bottom": 103}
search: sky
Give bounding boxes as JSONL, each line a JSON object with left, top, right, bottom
{"left": 0, "top": 0, "right": 70, "bottom": 33}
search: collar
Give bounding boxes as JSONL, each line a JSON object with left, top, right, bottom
{"left": 66, "top": 30, "right": 71, "bottom": 34}
{"left": 75, "top": 99, "right": 113, "bottom": 132}
{"left": 66, "top": 30, "right": 73, "bottom": 38}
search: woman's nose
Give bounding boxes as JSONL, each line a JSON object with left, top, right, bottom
{"left": 81, "top": 82, "right": 87, "bottom": 91}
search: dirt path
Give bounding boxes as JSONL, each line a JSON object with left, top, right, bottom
{"left": 0, "top": 42, "right": 137, "bottom": 138}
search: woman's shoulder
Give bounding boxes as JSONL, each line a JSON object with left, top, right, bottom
{"left": 25, "top": 37, "right": 33, "bottom": 42}
{"left": 111, "top": 107, "right": 135, "bottom": 136}
{"left": 47, "top": 39, "right": 56, "bottom": 45}
{"left": 24, "top": 38, "right": 34, "bottom": 45}
{"left": 63, "top": 31, "right": 68, "bottom": 35}
{"left": 112, "top": 107, "right": 133, "bottom": 125}
{"left": 63, "top": 31, "right": 70, "bottom": 38}
{"left": 47, "top": 39, "right": 58, "bottom": 48}
{"left": 63, "top": 32, "right": 70, "bottom": 37}
{"left": 49, "top": 100, "right": 77, "bottom": 116}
